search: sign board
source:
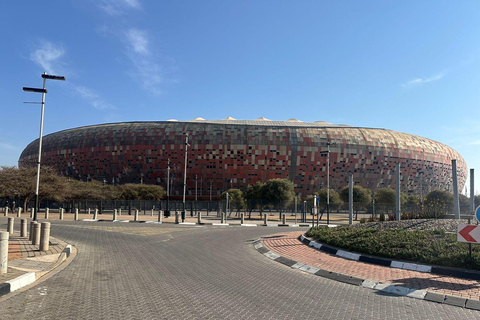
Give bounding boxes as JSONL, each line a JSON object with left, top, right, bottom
{"left": 475, "top": 205, "right": 480, "bottom": 223}
{"left": 457, "top": 224, "right": 480, "bottom": 243}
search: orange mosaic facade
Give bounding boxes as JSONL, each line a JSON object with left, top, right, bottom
{"left": 19, "top": 119, "right": 467, "bottom": 198}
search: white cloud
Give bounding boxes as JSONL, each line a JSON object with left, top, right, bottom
{"left": 125, "top": 29, "right": 149, "bottom": 55}
{"left": 30, "top": 41, "right": 65, "bottom": 74}
{"left": 74, "top": 85, "right": 116, "bottom": 110}
{"left": 403, "top": 73, "right": 444, "bottom": 87}
{"left": 100, "top": 0, "right": 141, "bottom": 15}
{"left": 0, "top": 142, "right": 18, "bottom": 151}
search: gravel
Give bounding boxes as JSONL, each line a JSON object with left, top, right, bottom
{"left": 349, "top": 219, "right": 479, "bottom": 233}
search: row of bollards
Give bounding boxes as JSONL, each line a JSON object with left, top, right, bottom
{"left": 0, "top": 218, "right": 51, "bottom": 274}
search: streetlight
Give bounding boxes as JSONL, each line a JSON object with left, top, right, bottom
{"left": 23, "top": 72, "right": 65, "bottom": 221}
{"left": 166, "top": 159, "right": 170, "bottom": 217}
{"left": 182, "top": 133, "right": 190, "bottom": 222}
{"left": 320, "top": 142, "right": 335, "bottom": 225}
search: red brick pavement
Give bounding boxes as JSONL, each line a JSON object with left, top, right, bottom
{"left": 262, "top": 231, "right": 480, "bottom": 301}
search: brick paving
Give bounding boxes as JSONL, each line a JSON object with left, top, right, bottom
{"left": 262, "top": 231, "right": 480, "bottom": 301}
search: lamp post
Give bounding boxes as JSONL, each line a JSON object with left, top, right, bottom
{"left": 320, "top": 142, "right": 335, "bottom": 225}
{"left": 182, "top": 133, "right": 189, "bottom": 222}
{"left": 166, "top": 159, "right": 170, "bottom": 217}
{"left": 23, "top": 72, "right": 65, "bottom": 221}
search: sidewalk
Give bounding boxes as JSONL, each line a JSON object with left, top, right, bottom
{"left": 0, "top": 231, "right": 71, "bottom": 296}
{"left": 261, "top": 231, "right": 480, "bottom": 309}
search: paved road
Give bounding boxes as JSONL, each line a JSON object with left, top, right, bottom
{"left": 0, "top": 221, "right": 478, "bottom": 319}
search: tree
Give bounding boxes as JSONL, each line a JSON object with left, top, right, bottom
{"left": 119, "top": 183, "right": 165, "bottom": 214}
{"left": 0, "top": 166, "right": 69, "bottom": 212}
{"left": 262, "top": 179, "right": 295, "bottom": 209}
{"left": 221, "top": 188, "right": 245, "bottom": 215}
{"left": 244, "top": 182, "right": 265, "bottom": 216}
{"left": 317, "top": 188, "right": 343, "bottom": 211}
{"left": 340, "top": 185, "right": 372, "bottom": 213}
{"left": 424, "top": 189, "right": 453, "bottom": 218}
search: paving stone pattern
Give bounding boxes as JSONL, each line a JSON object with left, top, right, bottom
{"left": 0, "top": 221, "right": 479, "bottom": 319}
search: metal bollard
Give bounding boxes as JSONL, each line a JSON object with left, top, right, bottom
{"left": 39, "top": 222, "right": 50, "bottom": 251}
{"left": 93, "top": 209, "right": 98, "bottom": 220}
{"left": 113, "top": 209, "right": 117, "bottom": 221}
{"left": 241, "top": 212, "right": 245, "bottom": 224}
{"left": 21, "top": 219, "right": 27, "bottom": 238}
{"left": 198, "top": 212, "right": 202, "bottom": 224}
{"left": 17, "top": 207, "right": 22, "bottom": 218}
{"left": 7, "top": 217, "right": 14, "bottom": 235}
{"left": 0, "top": 232, "right": 8, "bottom": 274}
{"left": 74, "top": 208, "right": 79, "bottom": 221}
{"left": 134, "top": 210, "right": 139, "bottom": 222}
{"left": 264, "top": 213, "right": 268, "bottom": 225}
{"left": 45, "top": 208, "right": 49, "bottom": 219}
{"left": 282, "top": 213, "right": 286, "bottom": 225}
{"left": 29, "top": 221, "right": 37, "bottom": 241}
{"left": 33, "top": 222, "right": 41, "bottom": 246}
{"left": 158, "top": 211, "right": 162, "bottom": 223}
{"left": 59, "top": 208, "right": 64, "bottom": 220}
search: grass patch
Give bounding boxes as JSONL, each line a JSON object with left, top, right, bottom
{"left": 306, "top": 226, "right": 480, "bottom": 270}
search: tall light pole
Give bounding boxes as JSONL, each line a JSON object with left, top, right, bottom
{"left": 23, "top": 72, "right": 65, "bottom": 221}
{"left": 166, "top": 159, "right": 170, "bottom": 217}
{"left": 182, "top": 133, "right": 189, "bottom": 222}
{"left": 320, "top": 142, "right": 335, "bottom": 225}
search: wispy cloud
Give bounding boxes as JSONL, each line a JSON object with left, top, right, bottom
{"left": 99, "top": 0, "right": 141, "bottom": 15}
{"left": 403, "top": 73, "right": 444, "bottom": 87}
{"left": 74, "top": 85, "right": 116, "bottom": 110}
{"left": 30, "top": 41, "right": 65, "bottom": 74}
{"left": 0, "top": 142, "right": 18, "bottom": 151}
{"left": 124, "top": 28, "right": 163, "bottom": 94}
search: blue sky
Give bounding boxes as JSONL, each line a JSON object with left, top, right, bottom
{"left": 1, "top": 1, "right": 479, "bottom": 193}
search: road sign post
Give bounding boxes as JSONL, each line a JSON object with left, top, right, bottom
{"left": 457, "top": 224, "right": 480, "bottom": 243}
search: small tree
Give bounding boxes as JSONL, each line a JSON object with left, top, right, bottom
{"left": 221, "top": 188, "right": 245, "bottom": 216}
{"left": 340, "top": 185, "right": 372, "bottom": 213}
{"left": 317, "top": 188, "right": 343, "bottom": 212}
{"left": 261, "top": 179, "right": 295, "bottom": 211}
{"left": 244, "top": 182, "right": 265, "bottom": 216}
{"left": 425, "top": 189, "right": 453, "bottom": 218}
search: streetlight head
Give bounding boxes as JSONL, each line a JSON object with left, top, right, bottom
{"left": 23, "top": 87, "right": 47, "bottom": 93}
{"left": 41, "top": 74, "right": 66, "bottom": 81}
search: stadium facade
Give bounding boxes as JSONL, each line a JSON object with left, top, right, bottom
{"left": 19, "top": 118, "right": 467, "bottom": 199}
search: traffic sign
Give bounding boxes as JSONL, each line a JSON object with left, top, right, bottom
{"left": 457, "top": 224, "right": 480, "bottom": 243}
{"left": 475, "top": 205, "right": 480, "bottom": 223}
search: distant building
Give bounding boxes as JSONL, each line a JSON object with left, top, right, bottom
{"left": 19, "top": 118, "right": 467, "bottom": 198}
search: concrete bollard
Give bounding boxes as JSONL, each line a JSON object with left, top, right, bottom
{"left": 7, "top": 217, "right": 14, "bottom": 235}
{"left": 74, "top": 208, "right": 79, "bottom": 221}
{"left": 158, "top": 211, "right": 162, "bottom": 223}
{"left": 198, "top": 212, "right": 202, "bottom": 224}
{"left": 119, "top": 208, "right": 122, "bottom": 216}
{"left": 45, "top": 208, "right": 50, "bottom": 219}
{"left": 39, "top": 222, "right": 50, "bottom": 251}
{"left": 264, "top": 214, "right": 268, "bottom": 225}
{"left": 88, "top": 208, "right": 91, "bottom": 215}
{"left": 221, "top": 212, "right": 225, "bottom": 224}
{"left": 93, "top": 209, "right": 98, "bottom": 220}
{"left": 241, "top": 212, "right": 245, "bottom": 224}
{"left": 4, "top": 207, "right": 9, "bottom": 217}
{"left": 17, "top": 207, "right": 22, "bottom": 218}
{"left": 282, "top": 213, "right": 286, "bottom": 225}
{"left": 30, "top": 208, "right": 34, "bottom": 219}
{"left": 113, "top": 209, "right": 117, "bottom": 221}
{"left": 175, "top": 211, "right": 179, "bottom": 224}
{"left": 134, "top": 210, "right": 139, "bottom": 222}
{"left": 151, "top": 209, "right": 154, "bottom": 216}
{"left": 21, "top": 219, "right": 27, "bottom": 238}
{"left": 0, "top": 232, "right": 8, "bottom": 274}
{"left": 59, "top": 208, "right": 64, "bottom": 220}
{"left": 33, "top": 222, "right": 41, "bottom": 246}
{"left": 29, "top": 221, "right": 37, "bottom": 241}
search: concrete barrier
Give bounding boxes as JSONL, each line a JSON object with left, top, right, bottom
{"left": 198, "top": 212, "right": 202, "bottom": 224}
{"left": 282, "top": 213, "right": 286, "bottom": 225}
{"left": 30, "top": 208, "right": 34, "bottom": 219}
{"left": 93, "top": 209, "right": 98, "bottom": 220}
{"left": 20, "top": 219, "right": 27, "bottom": 238}
{"left": 175, "top": 211, "right": 179, "bottom": 224}
{"left": 241, "top": 213, "right": 245, "bottom": 224}
{"left": 134, "top": 210, "right": 139, "bottom": 222}
{"left": 151, "top": 209, "right": 154, "bottom": 216}
{"left": 59, "top": 208, "right": 64, "bottom": 220}
{"left": 29, "top": 221, "right": 36, "bottom": 241}
{"left": 4, "top": 207, "right": 8, "bottom": 217}
{"left": 17, "top": 208, "right": 22, "bottom": 218}
{"left": 45, "top": 208, "right": 49, "bottom": 219}
{"left": 113, "top": 209, "right": 118, "bottom": 221}
{"left": 0, "top": 231, "right": 8, "bottom": 274}
{"left": 7, "top": 218, "right": 14, "bottom": 235}
{"left": 74, "top": 208, "right": 79, "bottom": 221}
{"left": 33, "top": 222, "right": 41, "bottom": 246}
{"left": 158, "top": 211, "right": 162, "bottom": 223}
{"left": 264, "top": 214, "right": 268, "bottom": 225}
{"left": 119, "top": 209, "right": 122, "bottom": 216}
{"left": 221, "top": 213, "right": 225, "bottom": 224}
{"left": 39, "top": 222, "right": 50, "bottom": 251}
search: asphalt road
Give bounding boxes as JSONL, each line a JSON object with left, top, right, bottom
{"left": 0, "top": 221, "right": 479, "bottom": 319}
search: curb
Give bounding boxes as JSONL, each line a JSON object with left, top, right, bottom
{"left": 299, "top": 235, "right": 480, "bottom": 281}
{"left": 0, "top": 244, "right": 74, "bottom": 298}
{"left": 253, "top": 238, "right": 480, "bottom": 311}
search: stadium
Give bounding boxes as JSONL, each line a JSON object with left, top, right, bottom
{"left": 19, "top": 118, "right": 467, "bottom": 199}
